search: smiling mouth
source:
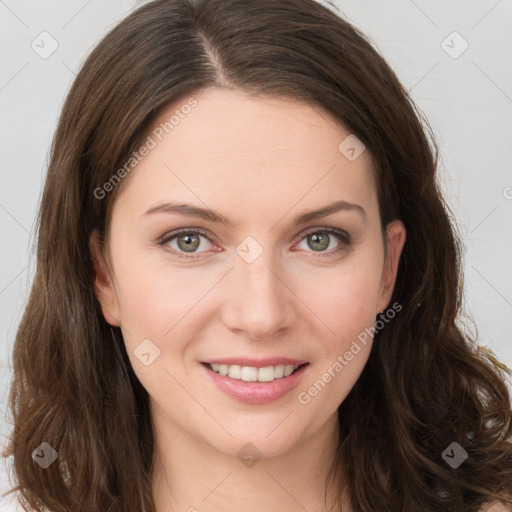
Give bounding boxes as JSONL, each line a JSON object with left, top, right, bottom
{"left": 202, "top": 362, "right": 309, "bottom": 383}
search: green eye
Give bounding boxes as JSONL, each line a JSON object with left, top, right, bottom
{"left": 159, "top": 228, "right": 213, "bottom": 259}
{"left": 158, "top": 227, "right": 352, "bottom": 259}
{"left": 296, "top": 228, "right": 352, "bottom": 256}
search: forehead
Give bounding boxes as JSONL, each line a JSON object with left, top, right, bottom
{"left": 113, "top": 88, "right": 377, "bottom": 221}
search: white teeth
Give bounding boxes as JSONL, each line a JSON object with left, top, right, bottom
{"left": 257, "top": 366, "right": 275, "bottom": 382}
{"left": 228, "top": 365, "right": 241, "bottom": 379}
{"left": 284, "top": 365, "right": 295, "bottom": 377}
{"left": 241, "top": 366, "right": 258, "bottom": 381}
{"left": 208, "top": 363, "right": 303, "bottom": 382}
{"left": 274, "top": 365, "right": 284, "bottom": 378}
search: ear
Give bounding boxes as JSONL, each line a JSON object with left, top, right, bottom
{"left": 89, "top": 229, "right": 121, "bottom": 327}
{"left": 377, "top": 219, "right": 406, "bottom": 313}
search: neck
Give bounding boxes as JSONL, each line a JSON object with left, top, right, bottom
{"left": 150, "top": 407, "right": 348, "bottom": 512}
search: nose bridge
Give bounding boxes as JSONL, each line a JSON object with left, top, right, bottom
{"left": 224, "top": 238, "right": 295, "bottom": 338}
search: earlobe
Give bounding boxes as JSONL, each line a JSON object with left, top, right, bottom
{"left": 377, "top": 220, "right": 406, "bottom": 313}
{"left": 89, "top": 229, "right": 120, "bottom": 327}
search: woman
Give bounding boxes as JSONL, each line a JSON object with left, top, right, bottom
{"left": 2, "top": 0, "right": 511, "bottom": 510}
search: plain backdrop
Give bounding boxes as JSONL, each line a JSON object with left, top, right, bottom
{"left": 1, "top": 1, "right": 511, "bottom": 509}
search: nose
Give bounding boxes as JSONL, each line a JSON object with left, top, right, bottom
{"left": 221, "top": 249, "right": 298, "bottom": 340}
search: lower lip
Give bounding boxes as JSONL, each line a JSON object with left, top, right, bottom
{"left": 201, "top": 363, "right": 309, "bottom": 405}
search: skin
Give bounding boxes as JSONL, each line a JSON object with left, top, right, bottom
{"left": 90, "top": 87, "right": 406, "bottom": 512}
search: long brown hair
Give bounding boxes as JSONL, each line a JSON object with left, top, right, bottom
{"left": 3, "top": 0, "right": 511, "bottom": 510}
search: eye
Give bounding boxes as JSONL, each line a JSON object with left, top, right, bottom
{"left": 294, "top": 227, "right": 351, "bottom": 256}
{"left": 157, "top": 226, "right": 352, "bottom": 259}
{"left": 158, "top": 228, "right": 215, "bottom": 259}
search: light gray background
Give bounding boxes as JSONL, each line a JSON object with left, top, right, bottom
{"left": 1, "top": 1, "right": 511, "bottom": 509}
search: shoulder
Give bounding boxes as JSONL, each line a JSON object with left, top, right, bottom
{"left": 480, "top": 503, "right": 512, "bottom": 512}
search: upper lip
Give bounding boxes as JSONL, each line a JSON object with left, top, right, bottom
{"left": 202, "top": 357, "right": 308, "bottom": 367}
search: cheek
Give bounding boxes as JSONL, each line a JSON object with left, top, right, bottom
{"left": 290, "top": 247, "right": 383, "bottom": 400}
{"left": 109, "top": 246, "right": 208, "bottom": 353}
{"left": 294, "top": 252, "right": 384, "bottom": 336}
{"left": 294, "top": 267, "right": 380, "bottom": 408}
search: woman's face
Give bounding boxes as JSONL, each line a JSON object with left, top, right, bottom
{"left": 90, "top": 87, "right": 405, "bottom": 458}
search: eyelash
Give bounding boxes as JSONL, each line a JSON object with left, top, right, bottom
{"left": 157, "top": 227, "right": 352, "bottom": 260}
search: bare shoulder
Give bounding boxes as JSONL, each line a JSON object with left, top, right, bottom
{"left": 480, "top": 502, "right": 512, "bottom": 512}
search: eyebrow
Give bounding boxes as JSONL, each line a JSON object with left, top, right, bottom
{"left": 142, "top": 199, "right": 366, "bottom": 226}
